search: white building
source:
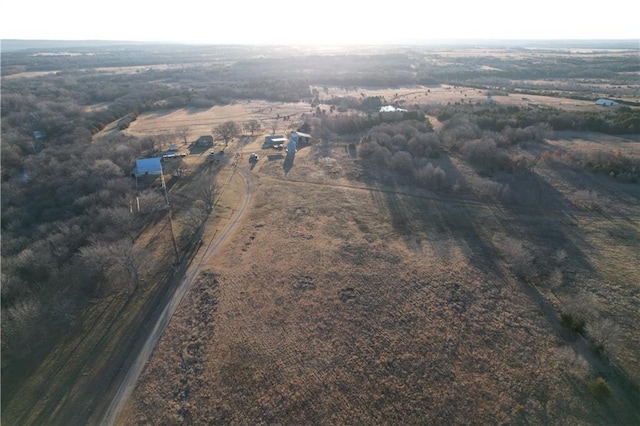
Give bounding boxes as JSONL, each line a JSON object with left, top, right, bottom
{"left": 379, "top": 105, "right": 407, "bottom": 113}
{"left": 263, "top": 134, "right": 286, "bottom": 148}
{"left": 596, "top": 98, "right": 618, "bottom": 106}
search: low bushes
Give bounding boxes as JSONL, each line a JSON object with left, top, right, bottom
{"left": 588, "top": 377, "right": 613, "bottom": 401}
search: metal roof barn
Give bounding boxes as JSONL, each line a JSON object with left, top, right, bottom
{"left": 287, "top": 139, "right": 297, "bottom": 153}
{"left": 133, "top": 157, "right": 163, "bottom": 177}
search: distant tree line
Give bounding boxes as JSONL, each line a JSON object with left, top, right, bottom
{"left": 435, "top": 104, "right": 640, "bottom": 135}
{"left": 314, "top": 109, "right": 428, "bottom": 138}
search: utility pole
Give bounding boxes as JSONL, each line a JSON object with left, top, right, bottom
{"left": 160, "top": 167, "right": 180, "bottom": 264}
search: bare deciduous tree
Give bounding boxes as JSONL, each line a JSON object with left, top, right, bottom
{"left": 243, "top": 120, "right": 262, "bottom": 136}
{"left": 214, "top": 121, "right": 240, "bottom": 147}
{"left": 177, "top": 126, "right": 191, "bottom": 145}
{"left": 414, "top": 162, "right": 446, "bottom": 189}
{"left": 493, "top": 236, "right": 535, "bottom": 278}
{"left": 198, "top": 177, "right": 219, "bottom": 213}
{"left": 180, "top": 200, "right": 209, "bottom": 237}
{"left": 112, "top": 239, "right": 148, "bottom": 289}
{"left": 154, "top": 133, "right": 173, "bottom": 152}
{"left": 137, "top": 189, "right": 166, "bottom": 215}
{"left": 586, "top": 317, "right": 622, "bottom": 355}
{"left": 98, "top": 206, "right": 140, "bottom": 243}
{"left": 80, "top": 238, "right": 149, "bottom": 291}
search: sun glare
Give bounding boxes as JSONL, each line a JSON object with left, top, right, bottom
{"left": 2, "top": 0, "right": 639, "bottom": 44}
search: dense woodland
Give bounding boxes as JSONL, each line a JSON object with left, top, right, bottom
{"left": 2, "top": 42, "right": 639, "bottom": 413}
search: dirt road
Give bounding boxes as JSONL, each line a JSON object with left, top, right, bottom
{"left": 101, "top": 166, "right": 253, "bottom": 425}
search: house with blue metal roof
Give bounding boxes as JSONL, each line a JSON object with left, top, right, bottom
{"left": 132, "top": 157, "right": 163, "bottom": 177}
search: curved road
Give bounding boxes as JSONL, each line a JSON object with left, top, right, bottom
{"left": 101, "top": 166, "right": 253, "bottom": 425}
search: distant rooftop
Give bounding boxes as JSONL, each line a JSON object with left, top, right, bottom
{"left": 379, "top": 105, "right": 407, "bottom": 113}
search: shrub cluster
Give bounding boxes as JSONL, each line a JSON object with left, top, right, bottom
{"left": 588, "top": 377, "right": 613, "bottom": 401}
{"left": 439, "top": 104, "right": 640, "bottom": 135}
{"left": 318, "top": 110, "right": 429, "bottom": 136}
{"left": 358, "top": 120, "right": 445, "bottom": 188}
{"left": 542, "top": 149, "right": 640, "bottom": 183}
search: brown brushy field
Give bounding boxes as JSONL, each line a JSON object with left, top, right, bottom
{"left": 122, "top": 128, "right": 640, "bottom": 424}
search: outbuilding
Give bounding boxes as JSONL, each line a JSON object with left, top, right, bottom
{"left": 264, "top": 134, "right": 287, "bottom": 148}
{"left": 286, "top": 138, "right": 297, "bottom": 154}
{"left": 379, "top": 105, "right": 407, "bottom": 112}
{"left": 596, "top": 98, "right": 618, "bottom": 106}
{"left": 289, "top": 131, "right": 311, "bottom": 145}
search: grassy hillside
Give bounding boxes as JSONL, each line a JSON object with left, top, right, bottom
{"left": 123, "top": 131, "right": 640, "bottom": 424}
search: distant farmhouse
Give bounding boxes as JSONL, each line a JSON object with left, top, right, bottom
{"left": 379, "top": 105, "right": 407, "bottom": 113}
{"left": 596, "top": 98, "right": 618, "bottom": 106}
{"left": 132, "top": 157, "right": 163, "bottom": 178}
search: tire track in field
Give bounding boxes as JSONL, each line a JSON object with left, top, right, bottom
{"left": 101, "top": 166, "right": 253, "bottom": 426}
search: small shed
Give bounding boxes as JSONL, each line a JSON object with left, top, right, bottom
{"left": 132, "top": 157, "right": 163, "bottom": 177}
{"left": 596, "top": 98, "right": 618, "bottom": 106}
{"left": 264, "top": 134, "right": 287, "bottom": 148}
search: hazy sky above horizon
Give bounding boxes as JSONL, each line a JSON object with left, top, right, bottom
{"left": 2, "top": 0, "right": 639, "bottom": 45}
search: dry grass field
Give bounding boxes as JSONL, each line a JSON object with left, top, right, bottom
{"left": 126, "top": 101, "right": 314, "bottom": 139}
{"left": 120, "top": 125, "right": 640, "bottom": 424}
{"left": 315, "top": 84, "right": 606, "bottom": 112}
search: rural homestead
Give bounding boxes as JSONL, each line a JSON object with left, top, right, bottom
{"left": 1, "top": 19, "right": 639, "bottom": 426}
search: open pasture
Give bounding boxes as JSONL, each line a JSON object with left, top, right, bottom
{"left": 123, "top": 128, "right": 640, "bottom": 424}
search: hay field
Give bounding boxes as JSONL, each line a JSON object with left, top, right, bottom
{"left": 315, "top": 84, "right": 602, "bottom": 111}
{"left": 126, "top": 101, "right": 313, "bottom": 139}
{"left": 121, "top": 132, "right": 640, "bottom": 424}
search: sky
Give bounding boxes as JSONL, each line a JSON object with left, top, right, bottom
{"left": 2, "top": 0, "right": 639, "bottom": 45}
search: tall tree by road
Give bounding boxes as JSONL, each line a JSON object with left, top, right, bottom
{"left": 214, "top": 121, "right": 240, "bottom": 147}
